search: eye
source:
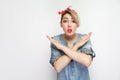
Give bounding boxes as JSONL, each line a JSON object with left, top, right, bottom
{"left": 72, "top": 20, "right": 76, "bottom": 23}
{"left": 62, "top": 20, "right": 68, "bottom": 23}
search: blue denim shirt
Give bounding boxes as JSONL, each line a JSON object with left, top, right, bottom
{"left": 49, "top": 33, "right": 96, "bottom": 80}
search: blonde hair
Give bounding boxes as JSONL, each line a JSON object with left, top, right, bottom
{"left": 60, "top": 9, "right": 80, "bottom": 27}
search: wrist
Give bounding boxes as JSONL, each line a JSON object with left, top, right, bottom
{"left": 59, "top": 44, "right": 66, "bottom": 51}
{"left": 72, "top": 45, "right": 78, "bottom": 51}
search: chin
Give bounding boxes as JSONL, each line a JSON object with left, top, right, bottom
{"left": 66, "top": 32, "right": 75, "bottom": 36}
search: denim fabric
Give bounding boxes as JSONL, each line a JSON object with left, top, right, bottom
{"left": 49, "top": 33, "right": 96, "bottom": 80}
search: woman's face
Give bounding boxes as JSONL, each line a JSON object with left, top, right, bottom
{"left": 61, "top": 13, "right": 78, "bottom": 36}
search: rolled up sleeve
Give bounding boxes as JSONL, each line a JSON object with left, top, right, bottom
{"left": 80, "top": 40, "right": 96, "bottom": 58}
{"left": 49, "top": 43, "right": 63, "bottom": 66}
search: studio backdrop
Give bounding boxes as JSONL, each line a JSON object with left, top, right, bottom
{"left": 0, "top": 0, "right": 120, "bottom": 80}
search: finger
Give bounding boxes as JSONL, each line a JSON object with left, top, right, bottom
{"left": 46, "top": 35, "right": 50, "bottom": 40}
{"left": 84, "top": 32, "right": 92, "bottom": 41}
{"left": 46, "top": 35, "right": 53, "bottom": 41}
{"left": 47, "top": 35, "right": 57, "bottom": 44}
{"left": 88, "top": 32, "right": 92, "bottom": 36}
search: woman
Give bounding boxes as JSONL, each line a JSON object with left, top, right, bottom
{"left": 47, "top": 6, "right": 95, "bottom": 80}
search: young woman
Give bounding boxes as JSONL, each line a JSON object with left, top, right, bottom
{"left": 47, "top": 7, "right": 95, "bottom": 80}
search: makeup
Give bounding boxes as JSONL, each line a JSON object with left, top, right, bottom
{"left": 67, "top": 29, "right": 72, "bottom": 33}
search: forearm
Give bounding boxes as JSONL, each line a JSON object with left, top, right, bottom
{"left": 61, "top": 45, "right": 92, "bottom": 67}
{"left": 53, "top": 45, "right": 78, "bottom": 73}
{"left": 53, "top": 55, "right": 71, "bottom": 72}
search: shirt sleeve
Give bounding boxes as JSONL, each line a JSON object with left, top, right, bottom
{"left": 49, "top": 43, "right": 63, "bottom": 66}
{"left": 80, "top": 40, "right": 96, "bottom": 58}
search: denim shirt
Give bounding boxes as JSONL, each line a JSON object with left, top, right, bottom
{"left": 49, "top": 33, "right": 96, "bottom": 80}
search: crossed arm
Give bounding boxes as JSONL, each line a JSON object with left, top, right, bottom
{"left": 47, "top": 32, "right": 93, "bottom": 72}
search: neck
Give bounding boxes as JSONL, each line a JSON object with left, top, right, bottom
{"left": 62, "top": 33, "right": 78, "bottom": 43}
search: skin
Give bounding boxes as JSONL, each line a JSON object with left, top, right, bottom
{"left": 47, "top": 13, "right": 92, "bottom": 73}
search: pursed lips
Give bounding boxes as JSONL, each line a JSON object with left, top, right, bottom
{"left": 67, "top": 29, "right": 72, "bottom": 33}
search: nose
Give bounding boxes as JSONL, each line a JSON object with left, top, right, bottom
{"left": 68, "top": 21, "right": 72, "bottom": 27}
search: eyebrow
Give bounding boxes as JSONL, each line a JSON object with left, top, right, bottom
{"left": 62, "top": 17, "right": 68, "bottom": 19}
{"left": 62, "top": 17, "right": 74, "bottom": 20}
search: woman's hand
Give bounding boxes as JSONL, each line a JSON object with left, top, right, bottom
{"left": 75, "top": 32, "right": 92, "bottom": 49}
{"left": 47, "top": 35, "right": 63, "bottom": 50}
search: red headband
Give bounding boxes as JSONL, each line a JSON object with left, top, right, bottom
{"left": 58, "top": 6, "right": 77, "bottom": 15}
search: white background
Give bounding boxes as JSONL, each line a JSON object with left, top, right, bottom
{"left": 0, "top": 0, "right": 120, "bottom": 80}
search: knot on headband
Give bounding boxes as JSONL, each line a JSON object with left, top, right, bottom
{"left": 58, "top": 6, "right": 77, "bottom": 15}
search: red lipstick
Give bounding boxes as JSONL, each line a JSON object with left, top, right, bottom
{"left": 67, "top": 29, "right": 72, "bottom": 33}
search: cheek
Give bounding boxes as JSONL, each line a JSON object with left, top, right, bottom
{"left": 61, "top": 23, "right": 67, "bottom": 28}
{"left": 73, "top": 27, "right": 77, "bottom": 31}
{"left": 61, "top": 23, "right": 64, "bottom": 27}
{"left": 61, "top": 22, "right": 67, "bottom": 26}
{"left": 61, "top": 26, "right": 68, "bottom": 32}
{"left": 72, "top": 25, "right": 78, "bottom": 30}
{"left": 62, "top": 27, "right": 67, "bottom": 31}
